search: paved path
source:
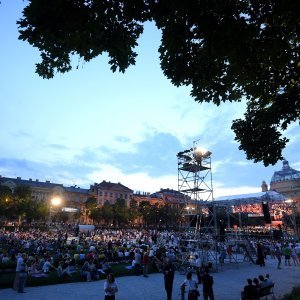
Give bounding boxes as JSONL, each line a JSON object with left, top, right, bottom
{"left": 1, "top": 259, "right": 299, "bottom": 300}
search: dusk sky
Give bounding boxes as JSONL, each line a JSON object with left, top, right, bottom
{"left": 1, "top": 2, "right": 299, "bottom": 198}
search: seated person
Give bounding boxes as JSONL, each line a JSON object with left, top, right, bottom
{"left": 67, "top": 258, "right": 78, "bottom": 273}
{"left": 253, "top": 278, "right": 260, "bottom": 288}
{"left": 242, "top": 278, "right": 259, "bottom": 300}
{"left": 265, "top": 274, "right": 273, "bottom": 285}
{"left": 42, "top": 258, "right": 56, "bottom": 274}
{"left": 258, "top": 275, "right": 269, "bottom": 288}
{"left": 28, "top": 261, "right": 47, "bottom": 277}
{"left": 81, "top": 260, "right": 94, "bottom": 281}
{"left": 102, "top": 261, "right": 112, "bottom": 275}
{"left": 57, "top": 261, "right": 72, "bottom": 278}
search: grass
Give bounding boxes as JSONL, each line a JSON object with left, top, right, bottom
{"left": 0, "top": 263, "right": 157, "bottom": 289}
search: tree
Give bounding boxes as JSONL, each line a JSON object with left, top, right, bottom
{"left": 101, "top": 201, "right": 113, "bottom": 226}
{"left": 31, "top": 200, "right": 49, "bottom": 222}
{"left": 89, "top": 207, "right": 102, "bottom": 224}
{"left": 113, "top": 198, "right": 130, "bottom": 226}
{"left": 17, "top": 1, "right": 299, "bottom": 165}
{"left": 139, "top": 201, "right": 151, "bottom": 227}
{"left": 129, "top": 198, "right": 139, "bottom": 225}
{"left": 85, "top": 196, "right": 97, "bottom": 210}
{"left": 0, "top": 185, "right": 13, "bottom": 219}
{"left": 12, "top": 185, "right": 33, "bottom": 223}
{"left": 53, "top": 211, "right": 67, "bottom": 223}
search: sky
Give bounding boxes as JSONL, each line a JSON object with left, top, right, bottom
{"left": 0, "top": 1, "right": 299, "bottom": 198}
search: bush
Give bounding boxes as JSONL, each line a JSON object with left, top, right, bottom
{"left": 282, "top": 286, "right": 300, "bottom": 300}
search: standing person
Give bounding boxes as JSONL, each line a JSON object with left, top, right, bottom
{"left": 142, "top": 250, "right": 149, "bottom": 277}
{"left": 256, "top": 243, "right": 265, "bottom": 267}
{"left": 181, "top": 271, "right": 199, "bottom": 300}
{"left": 104, "top": 273, "right": 118, "bottom": 300}
{"left": 163, "top": 258, "right": 175, "bottom": 300}
{"left": 275, "top": 246, "right": 282, "bottom": 269}
{"left": 282, "top": 243, "right": 291, "bottom": 266}
{"left": 199, "top": 267, "right": 215, "bottom": 300}
{"left": 14, "top": 253, "right": 26, "bottom": 292}
{"left": 18, "top": 260, "right": 28, "bottom": 293}
{"left": 227, "top": 245, "right": 233, "bottom": 263}
{"left": 134, "top": 249, "right": 142, "bottom": 276}
{"left": 290, "top": 245, "right": 299, "bottom": 266}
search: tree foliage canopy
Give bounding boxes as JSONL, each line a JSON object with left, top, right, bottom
{"left": 17, "top": 0, "right": 299, "bottom": 165}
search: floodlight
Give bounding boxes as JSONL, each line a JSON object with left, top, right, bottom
{"left": 51, "top": 197, "right": 62, "bottom": 206}
{"left": 194, "top": 147, "right": 211, "bottom": 161}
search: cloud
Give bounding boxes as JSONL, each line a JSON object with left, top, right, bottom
{"left": 87, "top": 165, "right": 177, "bottom": 193}
{"left": 11, "top": 130, "right": 32, "bottom": 139}
{"left": 47, "top": 144, "right": 69, "bottom": 150}
{"left": 94, "top": 132, "right": 182, "bottom": 177}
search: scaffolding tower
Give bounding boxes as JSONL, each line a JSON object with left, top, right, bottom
{"left": 177, "top": 142, "right": 214, "bottom": 232}
{"left": 177, "top": 142, "right": 219, "bottom": 268}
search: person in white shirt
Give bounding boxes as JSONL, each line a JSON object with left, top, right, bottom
{"left": 104, "top": 273, "right": 118, "bottom": 300}
{"left": 181, "top": 271, "right": 199, "bottom": 300}
{"left": 2, "top": 253, "right": 9, "bottom": 264}
{"left": 42, "top": 258, "right": 56, "bottom": 273}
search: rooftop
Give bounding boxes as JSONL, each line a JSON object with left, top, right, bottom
{"left": 271, "top": 160, "right": 300, "bottom": 183}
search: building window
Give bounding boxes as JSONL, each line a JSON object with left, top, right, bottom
{"left": 104, "top": 192, "right": 107, "bottom": 197}
{"left": 125, "top": 194, "right": 127, "bottom": 199}
{"left": 110, "top": 193, "right": 113, "bottom": 197}
{"left": 99, "top": 191, "right": 103, "bottom": 196}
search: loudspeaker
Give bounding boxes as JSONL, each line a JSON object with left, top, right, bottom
{"left": 262, "top": 201, "right": 271, "bottom": 224}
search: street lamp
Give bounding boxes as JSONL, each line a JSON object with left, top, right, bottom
{"left": 49, "top": 196, "right": 62, "bottom": 223}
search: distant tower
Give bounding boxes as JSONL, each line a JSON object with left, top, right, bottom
{"left": 261, "top": 180, "right": 268, "bottom": 192}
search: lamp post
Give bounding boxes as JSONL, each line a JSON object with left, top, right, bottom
{"left": 49, "top": 196, "right": 62, "bottom": 224}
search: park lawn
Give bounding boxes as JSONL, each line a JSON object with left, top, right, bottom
{"left": 0, "top": 263, "right": 156, "bottom": 289}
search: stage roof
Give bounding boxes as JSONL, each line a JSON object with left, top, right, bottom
{"left": 214, "top": 190, "right": 287, "bottom": 204}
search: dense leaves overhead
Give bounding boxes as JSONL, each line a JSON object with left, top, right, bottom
{"left": 18, "top": 0, "right": 148, "bottom": 77}
{"left": 18, "top": 0, "right": 299, "bottom": 166}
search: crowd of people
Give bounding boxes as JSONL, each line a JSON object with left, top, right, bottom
{"left": 0, "top": 224, "right": 299, "bottom": 299}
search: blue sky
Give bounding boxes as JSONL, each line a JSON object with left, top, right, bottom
{"left": 1, "top": 1, "right": 299, "bottom": 198}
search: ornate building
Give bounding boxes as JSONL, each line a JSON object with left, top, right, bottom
{"left": 270, "top": 160, "right": 300, "bottom": 201}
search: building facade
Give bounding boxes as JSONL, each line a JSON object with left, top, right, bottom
{"left": 270, "top": 160, "right": 300, "bottom": 201}
{"left": 0, "top": 176, "right": 90, "bottom": 212}
{"left": 90, "top": 180, "right": 133, "bottom": 207}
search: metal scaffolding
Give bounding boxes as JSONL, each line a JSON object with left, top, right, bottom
{"left": 177, "top": 142, "right": 219, "bottom": 268}
{"left": 177, "top": 142, "right": 258, "bottom": 271}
